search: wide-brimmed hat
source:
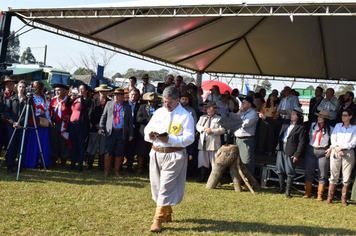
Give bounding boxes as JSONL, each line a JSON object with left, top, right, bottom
{"left": 142, "top": 74, "right": 149, "bottom": 79}
{"left": 292, "top": 107, "right": 303, "bottom": 116}
{"left": 95, "top": 84, "right": 113, "bottom": 92}
{"left": 180, "top": 92, "right": 192, "bottom": 100}
{"left": 0, "top": 76, "right": 18, "bottom": 85}
{"left": 242, "top": 96, "right": 256, "bottom": 108}
{"left": 142, "top": 92, "right": 162, "bottom": 102}
{"left": 112, "top": 88, "right": 127, "bottom": 95}
{"left": 52, "top": 83, "right": 69, "bottom": 90}
{"left": 315, "top": 109, "right": 331, "bottom": 119}
{"left": 205, "top": 101, "right": 220, "bottom": 109}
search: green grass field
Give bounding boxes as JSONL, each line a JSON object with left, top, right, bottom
{"left": 0, "top": 165, "right": 355, "bottom": 236}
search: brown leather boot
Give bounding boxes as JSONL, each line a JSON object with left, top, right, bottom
{"left": 165, "top": 206, "right": 172, "bottom": 223}
{"left": 136, "top": 156, "right": 144, "bottom": 175}
{"left": 114, "top": 156, "right": 123, "bottom": 177}
{"left": 317, "top": 184, "right": 325, "bottom": 201}
{"left": 104, "top": 154, "right": 112, "bottom": 177}
{"left": 302, "top": 181, "right": 313, "bottom": 198}
{"left": 341, "top": 185, "right": 349, "bottom": 206}
{"left": 150, "top": 219, "right": 162, "bottom": 232}
{"left": 326, "top": 183, "right": 336, "bottom": 204}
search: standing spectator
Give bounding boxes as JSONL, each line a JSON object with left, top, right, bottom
{"left": 179, "top": 81, "right": 187, "bottom": 94}
{"left": 85, "top": 84, "right": 112, "bottom": 170}
{"left": 162, "top": 74, "right": 174, "bottom": 91}
{"left": 4, "top": 80, "right": 27, "bottom": 172}
{"left": 216, "top": 94, "right": 230, "bottom": 116}
{"left": 187, "top": 83, "right": 201, "bottom": 114}
{"left": 144, "top": 86, "right": 194, "bottom": 233}
{"left": 98, "top": 88, "right": 133, "bottom": 177}
{"left": 0, "top": 76, "right": 17, "bottom": 159}
{"left": 66, "top": 84, "right": 91, "bottom": 172}
{"left": 336, "top": 91, "right": 356, "bottom": 123}
{"left": 317, "top": 88, "right": 339, "bottom": 126}
{"left": 24, "top": 81, "right": 51, "bottom": 169}
{"left": 196, "top": 102, "right": 225, "bottom": 182}
{"left": 229, "top": 89, "right": 241, "bottom": 112}
{"left": 259, "top": 107, "right": 306, "bottom": 198}
{"left": 48, "top": 84, "right": 71, "bottom": 167}
{"left": 253, "top": 93, "right": 264, "bottom": 112}
{"left": 327, "top": 109, "right": 356, "bottom": 206}
{"left": 277, "top": 86, "right": 299, "bottom": 119}
{"left": 272, "top": 89, "right": 280, "bottom": 105}
{"left": 303, "top": 110, "right": 332, "bottom": 201}
{"left": 136, "top": 74, "right": 155, "bottom": 99}
{"left": 256, "top": 93, "right": 279, "bottom": 155}
{"left": 128, "top": 76, "right": 137, "bottom": 90}
{"left": 175, "top": 75, "right": 183, "bottom": 89}
{"left": 205, "top": 85, "right": 220, "bottom": 102}
{"left": 234, "top": 96, "right": 259, "bottom": 175}
{"left": 124, "top": 88, "right": 141, "bottom": 172}
{"left": 308, "top": 86, "right": 324, "bottom": 124}
{"left": 135, "top": 92, "right": 162, "bottom": 175}
{"left": 180, "top": 92, "right": 197, "bottom": 170}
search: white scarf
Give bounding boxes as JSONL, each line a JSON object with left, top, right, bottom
{"left": 54, "top": 96, "right": 68, "bottom": 119}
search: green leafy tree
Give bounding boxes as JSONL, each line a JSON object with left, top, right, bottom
{"left": 124, "top": 68, "right": 170, "bottom": 81}
{"left": 335, "top": 84, "right": 355, "bottom": 99}
{"left": 20, "top": 47, "right": 36, "bottom": 64}
{"left": 317, "top": 83, "right": 328, "bottom": 92}
{"left": 261, "top": 79, "right": 271, "bottom": 90}
{"left": 112, "top": 72, "right": 123, "bottom": 79}
{"left": 74, "top": 67, "right": 95, "bottom": 75}
{"left": 6, "top": 31, "right": 20, "bottom": 63}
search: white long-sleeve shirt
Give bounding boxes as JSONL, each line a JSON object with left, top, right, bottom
{"left": 330, "top": 123, "right": 356, "bottom": 150}
{"left": 144, "top": 103, "right": 195, "bottom": 148}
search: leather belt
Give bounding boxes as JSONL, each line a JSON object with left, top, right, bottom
{"left": 152, "top": 146, "right": 184, "bottom": 153}
{"left": 309, "top": 145, "right": 328, "bottom": 150}
{"left": 237, "top": 136, "right": 255, "bottom": 139}
{"left": 112, "top": 128, "right": 123, "bottom": 132}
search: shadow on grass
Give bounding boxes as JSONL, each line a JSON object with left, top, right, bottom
{"left": 173, "top": 218, "right": 356, "bottom": 235}
{"left": 0, "top": 166, "right": 150, "bottom": 188}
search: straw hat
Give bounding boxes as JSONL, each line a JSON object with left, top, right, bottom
{"left": 142, "top": 92, "right": 162, "bottom": 102}
{"left": 112, "top": 88, "right": 127, "bottom": 95}
{"left": 315, "top": 109, "right": 331, "bottom": 120}
{"left": 0, "top": 76, "right": 18, "bottom": 85}
{"left": 95, "top": 84, "right": 113, "bottom": 92}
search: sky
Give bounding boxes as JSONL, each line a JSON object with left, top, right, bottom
{"left": 0, "top": 0, "right": 342, "bottom": 94}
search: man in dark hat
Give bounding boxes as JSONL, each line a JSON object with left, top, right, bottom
{"left": 99, "top": 88, "right": 133, "bottom": 177}
{"left": 234, "top": 96, "right": 259, "bottom": 175}
{"left": 0, "top": 76, "right": 18, "bottom": 158}
{"left": 196, "top": 101, "right": 225, "bottom": 182}
{"left": 48, "top": 83, "right": 71, "bottom": 166}
{"left": 85, "top": 84, "right": 112, "bottom": 170}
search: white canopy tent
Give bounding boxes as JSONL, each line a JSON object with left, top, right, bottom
{"left": 6, "top": 1, "right": 356, "bottom": 83}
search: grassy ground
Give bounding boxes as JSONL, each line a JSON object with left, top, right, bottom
{"left": 0, "top": 165, "right": 356, "bottom": 236}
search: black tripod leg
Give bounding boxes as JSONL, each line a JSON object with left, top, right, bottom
{"left": 30, "top": 105, "right": 47, "bottom": 173}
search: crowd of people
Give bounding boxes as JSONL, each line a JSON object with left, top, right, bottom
{"left": 1, "top": 74, "right": 356, "bottom": 211}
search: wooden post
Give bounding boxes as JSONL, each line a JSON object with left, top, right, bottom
{"left": 206, "top": 145, "right": 261, "bottom": 194}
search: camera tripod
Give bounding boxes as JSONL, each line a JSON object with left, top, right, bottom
{"left": 0, "top": 92, "right": 47, "bottom": 180}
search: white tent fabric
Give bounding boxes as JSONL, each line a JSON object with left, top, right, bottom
{"left": 7, "top": 1, "right": 356, "bottom": 81}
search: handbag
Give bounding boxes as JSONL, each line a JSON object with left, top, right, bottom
{"left": 36, "top": 116, "right": 50, "bottom": 127}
